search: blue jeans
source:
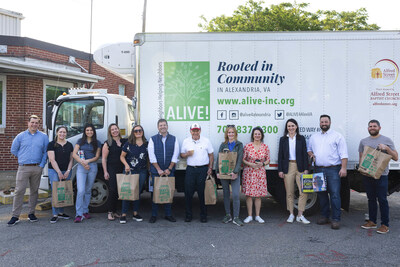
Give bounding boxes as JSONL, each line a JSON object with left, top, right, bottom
{"left": 75, "top": 163, "right": 98, "bottom": 217}
{"left": 220, "top": 173, "right": 241, "bottom": 218}
{"left": 363, "top": 175, "right": 389, "bottom": 227}
{"left": 185, "top": 166, "right": 208, "bottom": 219}
{"left": 49, "top": 168, "right": 72, "bottom": 216}
{"left": 316, "top": 166, "right": 341, "bottom": 221}
{"left": 151, "top": 173, "right": 173, "bottom": 217}
{"left": 121, "top": 169, "right": 147, "bottom": 214}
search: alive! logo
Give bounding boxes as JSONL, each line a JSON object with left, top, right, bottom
{"left": 164, "top": 62, "right": 210, "bottom": 121}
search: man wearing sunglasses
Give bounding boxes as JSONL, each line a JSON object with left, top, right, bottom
{"left": 148, "top": 119, "right": 180, "bottom": 223}
{"left": 181, "top": 123, "right": 214, "bottom": 223}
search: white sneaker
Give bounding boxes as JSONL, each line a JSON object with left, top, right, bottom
{"left": 287, "top": 214, "right": 295, "bottom": 223}
{"left": 296, "top": 215, "right": 310, "bottom": 224}
{"left": 255, "top": 216, "right": 265, "bottom": 224}
{"left": 244, "top": 216, "right": 253, "bottom": 223}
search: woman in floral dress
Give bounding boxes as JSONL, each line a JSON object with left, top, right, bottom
{"left": 242, "top": 127, "right": 270, "bottom": 224}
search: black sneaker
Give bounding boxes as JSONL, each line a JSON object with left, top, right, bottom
{"left": 28, "top": 214, "right": 38, "bottom": 222}
{"left": 7, "top": 217, "right": 20, "bottom": 226}
{"left": 164, "top": 216, "right": 176, "bottom": 222}
{"left": 120, "top": 216, "right": 127, "bottom": 224}
{"left": 58, "top": 213, "right": 70, "bottom": 220}
{"left": 50, "top": 216, "right": 58, "bottom": 224}
{"left": 149, "top": 216, "right": 157, "bottom": 223}
{"left": 132, "top": 214, "right": 143, "bottom": 222}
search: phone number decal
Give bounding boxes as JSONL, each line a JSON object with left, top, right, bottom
{"left": 217, "top": 125, "right": 278, "bottom": 134}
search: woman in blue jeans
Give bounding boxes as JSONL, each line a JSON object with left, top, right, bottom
{"left": 216, "top": 125, "right": 244, "bottom": 226}
{"left": 72, "top": 124, "right": 101, "bottom": 223}
{"left": 47, "top": 126, "right": 74, "bottom": 223}
{"left": 119, "top": 125, "right": 148, "bottom": 224}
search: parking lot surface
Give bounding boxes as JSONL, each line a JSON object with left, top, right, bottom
{"left": 1, "top": 191, "right": 400, "bottom": 266}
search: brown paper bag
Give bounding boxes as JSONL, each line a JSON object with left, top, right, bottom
{"left": 218, "top": 151, "right": 237, "bottom": 179}
{"left": 52, "top": 180, "right": 74, "bottom": 208}
{"left": 153, "top": 175, "right": 175, "bottom": 204}
{"left": 117, "top": 173, "right": 139, "bottom": 201}
{"left": 358, "top": 146, "right": 392, "bottom": 179}
{"left": 205, "top": 175, "right": 217, "bottom": 205}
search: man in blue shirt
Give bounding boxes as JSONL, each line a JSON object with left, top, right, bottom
{"left": 7, "top": 115, "right": 49, "bottom": 226}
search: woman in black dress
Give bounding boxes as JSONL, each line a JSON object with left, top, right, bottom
{"left": 102, "top": 123, "right": 126, "bottom": 221}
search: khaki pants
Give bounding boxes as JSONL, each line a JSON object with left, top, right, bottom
{"left": 284, "top": 162, "right": 307, "bottom": 213}
{"left": 12, "top": 165, "right": 42, "bottom": 217}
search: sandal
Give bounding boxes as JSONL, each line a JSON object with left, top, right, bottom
{"left": 113, "top": 212, "right": 121, "bottom": 218}
{"left": 107, "top": 212, "right": 115, "bottom": 221}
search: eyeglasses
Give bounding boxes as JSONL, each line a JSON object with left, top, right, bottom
{"left": 133, "top": 129, "right": 143, "bottom": 133}
{"left": 227, "top": 124, "right": 235, "bottom": 127}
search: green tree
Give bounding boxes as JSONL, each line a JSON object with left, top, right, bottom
{"left": 199, "top": 0, "right": 379, "bottom": 32}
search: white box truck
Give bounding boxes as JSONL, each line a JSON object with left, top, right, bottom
{"left": 48, "top": 31, "right": 400, "bottom": 214}
{"left": 133, "top": 31, "right": 400, "bottom": 214}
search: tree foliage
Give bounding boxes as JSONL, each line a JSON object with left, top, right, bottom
{"left": 199, "top": 1, "right": 380, "bottom": 32}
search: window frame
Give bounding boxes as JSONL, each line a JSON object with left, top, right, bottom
{"left": 42, "top": 79, "right": 73, "bottom": 130}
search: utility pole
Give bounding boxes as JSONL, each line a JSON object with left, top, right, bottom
{"left": 142, "top": 0, "right": 147, "bottom": 32}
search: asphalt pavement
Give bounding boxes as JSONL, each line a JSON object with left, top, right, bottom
{"left": 0, "top": 191, "right": 400, "bottom": 266}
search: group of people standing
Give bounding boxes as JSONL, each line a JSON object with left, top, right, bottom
{"left": 7, "top": 115, "right": 398, "bottom": 235}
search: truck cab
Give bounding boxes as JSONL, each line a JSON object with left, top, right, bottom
{"left": 46, "top": 88, "right": 136, "bottom": 212}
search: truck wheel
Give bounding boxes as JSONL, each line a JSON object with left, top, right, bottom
{"left": 89, "top": 174, "right": 109, "bottom": 213}
{"left": 294, "top": 187, "right": 319, "bottom": 216}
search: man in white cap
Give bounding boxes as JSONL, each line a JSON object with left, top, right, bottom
{"left": 181, "top": 123, "right": 214, "bottom": 223}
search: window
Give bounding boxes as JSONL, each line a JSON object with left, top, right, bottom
{"left": 46, "top": 85, "right": 69, "bottom": 103}
{"left": 43, "top": 80, "right": 73, "bottom": 128}
{"left": 55, "top": 99, "right": 105, "bottom": 138}
{"left": 128, "top": 104, "right": 135, "bottom": 121}
{"left": 0, "top": 76, "right": 6, "bottom": 127}
{"left": 119, "top": 84, "right": 125, "bottom": 96}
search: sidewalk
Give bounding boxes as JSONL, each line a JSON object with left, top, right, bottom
{"left": 0, "top": 171, "right": 16, "bottom": 190}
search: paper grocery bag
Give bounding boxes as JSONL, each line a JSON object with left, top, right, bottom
{"left": 117, "top": 173, "right": 139, "bottom": 201}
{"left": 52, "top": 180, "right": 74, "bottom": 208}
{"left": 153, "top": 175, "right": 175, "bottom": 204}
{"left": 205, "top": 175, "right": 217, "bottom": 205}
{"left": 358, "top": 146, "right": 392, "bottom": 179}
{"left": 218, "top": 151, "right": 237, "bottom": 179}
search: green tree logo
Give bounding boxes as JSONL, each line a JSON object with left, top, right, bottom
{"left": 164, "top": 62, "right": 210, "bottom": 121}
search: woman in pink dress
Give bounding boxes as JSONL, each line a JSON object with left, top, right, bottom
{"left": 242, "top": 127, "right": 270, "bottom": 224}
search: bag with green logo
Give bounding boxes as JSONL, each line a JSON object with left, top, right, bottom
{"left": 205, "top": 175, "right": 217, "bottom": 205}
{"left": 358, "top": 146, "right": 392, "bottom": 179}
{"left": 153, "top": 175, "right": 175, "bottom": 204}
{"left": 52, "top": 180, "right": 74, "bottom": 208}
{"left": 117, "top": 173, "right": 139, "bottom": 201}
{"left": 218, "top": 151, "right": 237, "bottom": 179}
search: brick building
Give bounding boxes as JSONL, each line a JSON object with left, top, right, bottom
{"left": 0, "top": 34, "right": 134, "bottom": 171}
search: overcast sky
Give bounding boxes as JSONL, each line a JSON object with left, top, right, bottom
{"left": 2, "top": 0, "right": 400, "bottom": 53}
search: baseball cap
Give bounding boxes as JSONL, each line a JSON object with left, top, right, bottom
{"left": 190, "top": 123, "right": 201, "bottom": 130}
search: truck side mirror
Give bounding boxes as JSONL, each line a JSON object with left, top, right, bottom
{"left": 46, "top": 101, "right": 54, "bottom": 130}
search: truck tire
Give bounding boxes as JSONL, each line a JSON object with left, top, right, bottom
{"left": 89, "top": 170, "right": 109, "bottom": 213}
{"left": 267, "top": 170, "right": 320, "bottom": 215}
{"left": 293, "top": 186, "right": 320, "bottom": 216}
